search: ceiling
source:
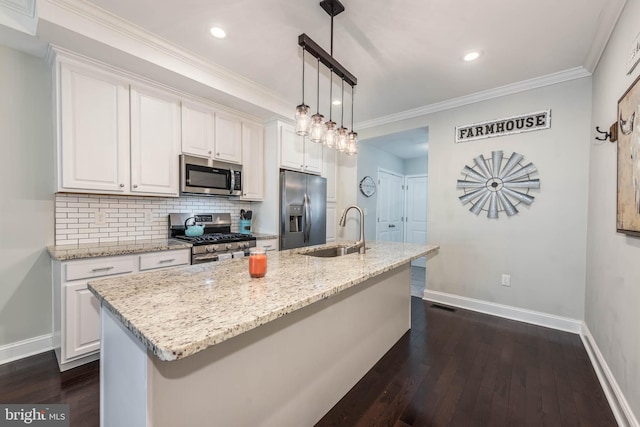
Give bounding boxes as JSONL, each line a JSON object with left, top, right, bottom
{"left": 3, "top": 0, "right": 622, "bottom": 158}
{"left": 78, "top": 0, "right": 619, "bottom": 126}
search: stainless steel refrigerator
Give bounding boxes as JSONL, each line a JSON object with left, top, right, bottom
{"left": 280, "top": 170, "right": 327, "bottom": 250}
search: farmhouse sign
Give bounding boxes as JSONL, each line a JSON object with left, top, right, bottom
{"left": 455, "top": 110, "right": 551, "bottom": 143}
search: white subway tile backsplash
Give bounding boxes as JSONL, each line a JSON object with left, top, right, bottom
{"left": 54, "top": 193, "right": 252, "bottom": 245}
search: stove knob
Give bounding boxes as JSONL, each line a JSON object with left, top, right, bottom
{"left": 225, "top": 244, "right": 232, "bottom": 250}
{"left": 205, "top": 245, "right": 213, "bottom": 253}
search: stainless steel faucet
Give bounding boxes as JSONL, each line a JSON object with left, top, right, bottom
{"left": 339, "top": 205, "right": 366, "bottom": 254}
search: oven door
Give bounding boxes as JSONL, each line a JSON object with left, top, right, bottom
{"left": 181, "top": 155, "right": 241, "bottom": 196}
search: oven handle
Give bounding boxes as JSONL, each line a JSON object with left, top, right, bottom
{"left": 193, "top": 254, "right": 219, "bottom": 263}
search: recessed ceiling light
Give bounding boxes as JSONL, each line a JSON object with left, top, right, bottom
{"left": 210, "top": 27, "right": 226, "bottom": 39}
{"left": 332, "top": 100, "right": 342, "bottom": 106}
{"left": 463, "top": 51, "right": 481, "bottom": 62}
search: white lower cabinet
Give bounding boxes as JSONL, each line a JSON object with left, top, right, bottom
{"left": 256, "top": 238, "right": 279, "bottom": 252}
{"left": 53, "top": 249, "right": 190, "bottom": 371}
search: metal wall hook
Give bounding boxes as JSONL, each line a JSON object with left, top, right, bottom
{"left": 595, "top": 123, "right": 617, "bottom": 143}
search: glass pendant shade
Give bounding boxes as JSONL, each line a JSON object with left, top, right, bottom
{"left": 324, "top": 120, "right": 337, "bottom": 148}
{"left": 295, "top": 104, "right": 311, "bottom": 136}
{"left": 310, "top": 113, "right": 325, "bottom": 143}
{"left": 346, "top": 131, "right": 358, "bottom": 155}
{"left": 336, "top": 127, "right": 348, "bottom": 151}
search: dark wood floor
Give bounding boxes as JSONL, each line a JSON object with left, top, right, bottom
{"left": 0, "top": 298, "right": 615, "bottom": 427}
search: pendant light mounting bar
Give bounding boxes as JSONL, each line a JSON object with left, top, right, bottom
{"left": 298, "top": 34, "right": 357, "bottom": 87}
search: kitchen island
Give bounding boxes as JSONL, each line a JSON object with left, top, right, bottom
{"left": 89, "top": 241, "right": 439, "bottom": 427}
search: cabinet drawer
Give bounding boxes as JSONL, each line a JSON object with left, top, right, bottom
{"left": 65, "top": 257, "right": 136, "bottom": 281}
{"left": 257, "top": 238, "right": 279, "bottom": 252}
{"left": 139, "top": 250, "right": 190, "bottom": 271}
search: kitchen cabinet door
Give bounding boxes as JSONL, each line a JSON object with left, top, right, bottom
{"left": 326, "top": 205, "right": 337, "bottom": 243}
{"left": 181, "top": 100, "right": 215, "bottom": 158}
{"left": 304, "top": 139, "right": 322, "bottom": 174}
{"left": 280, "top": 123, "right": 305, "bottom": 171}
{"left": 214, "top": 111, "right": 243, "bottom": 164}
{"left": 241, "top": 121, "right": 264, "bottom": 201}
{"left": 58, "top": 62, "right": 130, "bottom": 193}
{"left": 64, "top": 282, "right": 101, "bottom": 360}
{"left": 130, "top": 84, "right": 181, "bottom": 196}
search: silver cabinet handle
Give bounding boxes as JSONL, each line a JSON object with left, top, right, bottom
{"left": 389, "top": 224, "right": 396, "bottom": 228}
{"left": 119, "top": 184, "right": 125, "bottom": 188}
{"left": 91, "top": 266, "right": 114, "bottom": 272}
{"left": 262, "top": 245, "right": 272, "bottom": 249}
{"left": 133, "top": 184, "right": 138, "bottom": 188}
{"left": 158, "top": 258, "right": 175, "bottom": 264}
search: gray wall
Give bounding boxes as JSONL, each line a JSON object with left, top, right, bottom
{"left": 587, "top": 0, "right": 640, "bottom": 418}
{"left": 403, "top": 156, "right": 428, "bottom": 176}
{"left": 359, "top": 76, "right": 592, "bottom": 322}
{"left": 0, "top": 46, "right": 54, "bottom": 347}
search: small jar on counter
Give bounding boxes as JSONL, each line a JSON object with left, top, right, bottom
{"left": 248, "top": 247, "right": 267, "bottom": 278}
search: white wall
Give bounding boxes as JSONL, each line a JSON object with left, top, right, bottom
{"left": 587, "top": 0, "right": 640, "bottom": 420}
{"left": 0, "top": 46, "right": 54, "bottom": 348}
{"left": 360, "top": 77, "right": 592, "bottom": 321}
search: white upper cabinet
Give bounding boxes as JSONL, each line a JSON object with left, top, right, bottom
{"left": 241, "top": 121, "right": 264, "bottom": 201}
{"left": 130, "top": 84, "right": 181, "bottom": 196}
{"left": 214, "top": 111, "right": 243, "bottom": 164}
{"left": 279, "top": 123, "right": 322, "bottom": 175}
{"left": 181, "top": 103, "right": 243, "bottom": 165}
{"left": 58, "top": 61, "right": 130, "bottom": 193}
{"left": 181, "top": 100, "right": 215, "bottom": 158}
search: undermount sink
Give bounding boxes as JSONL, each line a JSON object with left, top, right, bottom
{"left": 301, "top": 245, "right": 365, "bottom": 258}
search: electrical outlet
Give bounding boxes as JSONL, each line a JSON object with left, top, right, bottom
{"left": 144, "top": 210, "right": 153, "bottom": 224}
{"left": 95, "top": 211, "right": 107, "bottom": 226}
{"left": 501, "top": 274, "right": 511, "bottom": 287}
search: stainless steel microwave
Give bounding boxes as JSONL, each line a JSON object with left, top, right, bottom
{"left": 180, "top": 154, "right": 242, "bottom": 197}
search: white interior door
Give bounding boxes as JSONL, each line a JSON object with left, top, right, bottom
{"left": 377, "top": 170, "right": 405, "bottom": 242}
{"left": 405, "top": 175, "right": 428, "bottom": 267}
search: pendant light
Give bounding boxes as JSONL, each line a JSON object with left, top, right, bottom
{"left": 309, "top": 59, "right": 325, "bottom": 143}
{"left": 336, "top": 79, "right": 348, "bottom": 151}
{"left": 323, "top": 71, "right": 337, "bottom": 148}
{"left": 346, "top": 84, "right": 358, "bottom": 155}
{"left": 297, "top": 0, "right": 358, "bottom": 155}
{"left": 295, "top": 48, "right": 310, "bottom": 136}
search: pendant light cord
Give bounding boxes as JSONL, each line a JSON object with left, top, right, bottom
{"left": 351, "top": 84, "right": 355, "bottom": 129}
{"left": 301, "top": 47, "right": 305, "bottom": 104}
{"left": 329, "top": 72, "right": 333, "bottom": 121}
{"left": 316, "top": 59, "right": 320, "bottom": 113}
{"left": 340, "top": 79, "right": 344, "bottom": 127}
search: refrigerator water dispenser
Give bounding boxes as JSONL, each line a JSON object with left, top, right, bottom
{"left": 288, "top": 205, "right": 303, "bottom": 233}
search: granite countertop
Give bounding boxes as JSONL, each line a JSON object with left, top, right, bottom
{"left": 88, "top": 241, "right": 439, "bottom": 362}
{"left": 47, "top": 239, "right": 192, "bottom": 261}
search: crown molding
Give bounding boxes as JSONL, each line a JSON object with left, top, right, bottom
{"left": 0, "top": 0, "right": 37, "bottom": 34}
{"left": 356, "top": 67, "right": 592, "bottom": 130}
{"left": 584, "top": 0, "right": 627, "bottom": 73}
{"left": 38, "top": 0, "right": 291, "bottom": 118}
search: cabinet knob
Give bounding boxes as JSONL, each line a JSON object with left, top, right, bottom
{"left": 119, "top": 184, "right": 125, "bottom": 188}
{"left": 217, "top": 152, "right": 220, "bottom": 156}
{"left": 133, "top": 184, "right": 138, "bottom": 188}
{"left": 208, "top": 150, "right": 212, "bottom": 155}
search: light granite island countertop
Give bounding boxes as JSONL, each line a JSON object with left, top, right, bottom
{"left": 89, "top": 240, "right": 439, "bottom": 427}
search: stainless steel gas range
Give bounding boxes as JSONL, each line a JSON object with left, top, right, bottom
{"left": 169, "top": 213, "right": 256, "bottom": 265}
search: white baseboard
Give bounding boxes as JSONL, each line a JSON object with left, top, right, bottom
{"left": 0, "top": 334, "right": 53, "bottom": 366}
{"left": 422, "top": 289, "right": 582, "bottom": 333}
{"left": 581, "top": 323, "right": 639, "bottom": 427}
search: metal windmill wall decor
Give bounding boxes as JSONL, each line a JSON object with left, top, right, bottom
{"left": 457, "top": 151, "right": 540, "bottom": 218}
